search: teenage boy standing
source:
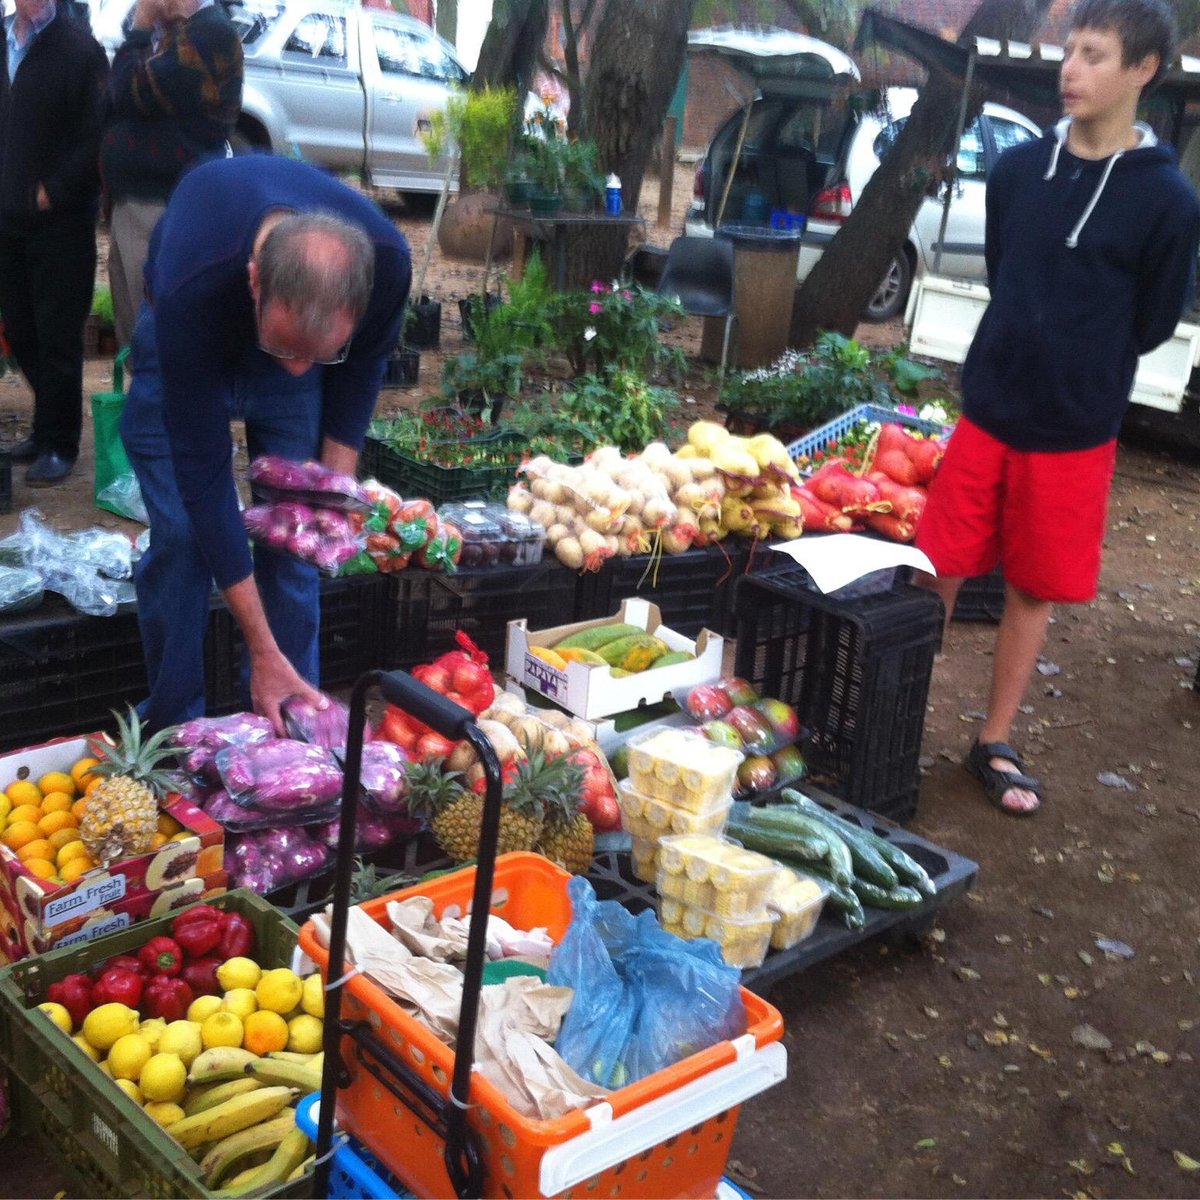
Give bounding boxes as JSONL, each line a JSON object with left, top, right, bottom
{"left": 916, "top": 0, "right": 1199, "bottom": 816}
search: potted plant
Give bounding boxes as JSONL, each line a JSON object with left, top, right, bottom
{"left": 522, "top": 99, "right": 567, "bottom": 214}
{"left": 560, "top": 139, "right": 603, "bottom": 213}
{"left": 405, "top": 293, "right": 442, "bottom": 349}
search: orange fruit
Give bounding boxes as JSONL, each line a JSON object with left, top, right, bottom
{"left": 4, "top": 780, "right": 41, "bottom": 807}
{"left": 2, "top": 821, "right": 41, "bottom": 852}
{"left": 55, "top": 839, "right": 89, "bottom": 865}
{"left": 156, "top": 813, "right": 183, "bottom": 837}
{"left": 18, "top": 839, "right": 55, "bottom": 864}
{"left": 241, "top": 1010, "right": 289, "bottom": 1056}
{"left": 37, "top": 773, "right": 76, "bottom": 799}
{"left": 149, "top": 832, "right": 169, "bottom": 850}
{"left": 71, "top": 798, "right": 89, "bottom": 823}
{"left": 37, "top": 811, "right": 76, "bottom": 838}
{"left": 8, "top": 804, "right": 42, "bottom": 827}
{"left": 70, "top": 757, "right": 100, "bottom": 787}
{"left": 58, "top": 858, "right": 93, "bottom": 884}
{"left": 47, "top": 828, "right": 79, "bottom": 852}
{"left": 22, "top": 858, "right": 58, "bottom": 881}
{"left": 83, "top": 775, "right": 104, "bottom": 797}
{"left": 40, "top": 792, "right": 74, "bottom": 814}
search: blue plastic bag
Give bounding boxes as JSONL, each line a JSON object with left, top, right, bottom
{"left": 548, "top": 878, "right": 746, "bottom": 1088}
{"left": 546, "top": 877, "right": 637, "bottom": 1088}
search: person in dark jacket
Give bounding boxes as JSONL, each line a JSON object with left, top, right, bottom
{"left": 916, "top": 0, "right": 1200, "bottom": 816}
{"left": 0, "top": 0, "right": 108, "bottom": 485}
{"left": 101, "top": 0, "right": 243, "bottom": 347}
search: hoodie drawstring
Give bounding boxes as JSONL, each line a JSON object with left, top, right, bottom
{"left": 1065, "top": 151, "right": 1122, "bottom": 247}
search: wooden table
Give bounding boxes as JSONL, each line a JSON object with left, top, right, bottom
{"left": 496, "top": 206, "right": 646, "bottom": 291}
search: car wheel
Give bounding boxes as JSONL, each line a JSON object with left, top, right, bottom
{"left": 863, "top": 251, "right": 912, "bottom": 322}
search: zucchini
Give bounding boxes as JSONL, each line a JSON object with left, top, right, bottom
{"left": 726, "top": 809, "right": 829, "bottom": 865}
{"left": 781, "top": 792, "right": 900, "bottom": 890}
{"left": 734, "top": 804, "right": 854, "bottom": 886}
{"left": 850, "top": 878, "right": 925, "bottom": 911}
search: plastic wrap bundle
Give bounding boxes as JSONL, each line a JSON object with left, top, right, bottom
{"left": 311, "top": 808, "right": 420, "bottom": 853}
{"left": 216, "top": 739, "right": 343, "bottom": 821}
{"left": 280, "top": 694, "right": 375, "bottom": 754}
{"left": 359, "top": 740, "right": 411, "bottom": 814}
{"left": 243, "top": 501, "right": 362, "bottom": 574}
{"left": 248, "top": 454, "right": 372, "bottom": 512}
{"left": 175, "top": 712, "right": 275, "bottom": 784}
{"left": 0, "top": 565, "right": 44, "bottom": 615}
{"left": 225, "top": 826, "right": 334, "bottom": 892}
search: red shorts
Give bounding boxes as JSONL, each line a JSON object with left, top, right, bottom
{"left": 915, "top": 417, "right": 1117, "bottom": 603}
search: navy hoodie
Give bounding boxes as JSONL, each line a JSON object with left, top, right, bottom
{"left": 962, "top": 118, "right": 1200, "bottom": 451}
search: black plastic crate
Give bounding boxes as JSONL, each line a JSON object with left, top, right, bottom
{"left": 383, "top": 559, "right": 578, "bottom": 672}
{"left": 732, "top": 565, "right": 944, "bottom": 823}
{"left": 381, "top": 348, "right": 420, "bottom": 389}
{"left": 0, "top": 597, "right": 149, "bottom": 751}
{"left": 954, "top": 567, "right": 1006, "bottom": 623}
{"left": 205, "top": 574, "right": 391, "bottom": 710}
{"left": 0, "top": 448, "right": 11, "bottom": 513}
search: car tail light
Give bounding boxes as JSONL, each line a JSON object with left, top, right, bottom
{"left": 810, "top": 182, "right": 853, "bottom": 222}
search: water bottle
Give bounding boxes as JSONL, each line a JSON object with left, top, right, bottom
{"left": 605, "top": 174, "right": 623, "bottom": 216}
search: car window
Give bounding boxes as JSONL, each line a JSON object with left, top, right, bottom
{"left": 373, "top": 21, "right": 465, "bottom": 83}
{"left": 989, "top": 116, "right": 1037, "bottom": 158}
{"left": 776, "top": 102, "right": 846, "bottom": 160}
{"left": 874, "top": 116, "right": 987, "bottom": 178}
{"left": 283, "top": 12, "right": 347, "bottom": 64}
{"left": 221, "top": 0, "right": 285, "bottom": 47}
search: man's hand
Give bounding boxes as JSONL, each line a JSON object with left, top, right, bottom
{"left": 249, "top": 645, "right": 328, "bottom": 736}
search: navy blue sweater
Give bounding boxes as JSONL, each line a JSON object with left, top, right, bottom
{"left": 962, "top": 119, "right": 1200, "bottom": 451}
{"left": 146, "top": 155, "right": 410, "bottom": 590}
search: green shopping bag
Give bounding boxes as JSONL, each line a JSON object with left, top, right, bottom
{"left": 91, "top": 347, "right": 145, "bottom": 521}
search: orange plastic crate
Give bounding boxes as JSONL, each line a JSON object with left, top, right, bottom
{"left": 299, "top": 852, "right": 786, "bottom": 1199}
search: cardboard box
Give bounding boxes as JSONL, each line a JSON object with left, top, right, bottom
{"left": 505, "top": 598, "right": 724, "bottom": 721}
{"left": 0, "top": 735, "right": 224, "bottom": 959}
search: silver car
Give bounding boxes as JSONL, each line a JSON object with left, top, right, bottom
{"left": 684, "top": 28, "right": 1041, "bottom": 320}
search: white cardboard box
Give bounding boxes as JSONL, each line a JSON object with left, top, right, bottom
{"left": 505, "top": 597, "right": 724, "bottom": 721}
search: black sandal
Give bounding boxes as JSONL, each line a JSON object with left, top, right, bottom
{"left": 965, "top": 739, "right": 1043, "bottom": 817}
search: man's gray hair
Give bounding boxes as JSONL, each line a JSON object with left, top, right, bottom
{"left": 256, "top": 212, "right": 375, "bottom": 340}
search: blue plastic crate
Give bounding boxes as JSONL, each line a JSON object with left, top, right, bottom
{"left": 786, "top": 403, "right": 949, "bottom": 467}
{"left": 295, "top": 1093, "right": 413, "bottom": 1200}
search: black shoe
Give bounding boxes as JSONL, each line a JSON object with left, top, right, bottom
{"left": 8, "top": 437, "right": 38, "bottom": 463}
{"left": 25, "top": 451, "right": 75, "bottom": 487}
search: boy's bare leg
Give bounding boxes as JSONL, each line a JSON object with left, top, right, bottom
{"left": 978, "top": 584, "right": 1053, "bottom": 813}
{"left": 914, "top": 570, "right": 963, "bottom": 633}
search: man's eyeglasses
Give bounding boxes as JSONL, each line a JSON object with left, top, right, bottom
{"left": 255, "top": 296, "right": 353, "bottom": 366}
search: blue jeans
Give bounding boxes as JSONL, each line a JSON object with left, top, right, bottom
{"left": 121, "top": 304, "right": 324, "bottom": 730}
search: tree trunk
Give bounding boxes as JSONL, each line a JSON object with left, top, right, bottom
{"left": 435, "top": 0, "right": 457, "bottom": 44}
{"left": 787, "top": 0, "right": 1057, "bottom": 348}
{"left": 566, "top": 0, "right": 696, "bottom": 288}
{"left": 473, "top": 0, "right": 550, "bottom": 97}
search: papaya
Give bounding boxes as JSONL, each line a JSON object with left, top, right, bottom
{"left": 558, "top": 647, "right": 608, "bottom": 666}
{"left": 647, "top": 650, "right": 694, "bottom": 669}
{"left": 554, "top": 622, "right": 645, "bottom": 652}
{"left": 597, "top": 634, "right": 669, "bottom": 672}
{"left": 529, "top": 646, "right": 568, "bottom": 670}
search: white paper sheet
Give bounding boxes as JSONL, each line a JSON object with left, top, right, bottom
{"left": 769, "top": 534, "right": 936, "bottom": 594}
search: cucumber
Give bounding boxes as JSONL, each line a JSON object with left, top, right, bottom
{"left": 732, "top": 804, "right": 854, "bottom": 886}
{"left": 780, "top": 792, "right": 900, "bottom": 890}
{"left": 872, "top": 840, "right": 937, "bottom": 897}
{"left": 850, "top": 878, "right": 925, "bottom": 911}
{"left": 785, "top": 863, "right": 866, "bottom": 930}
{"left": 726, "top": 809, "right": 829, "bottom": 865}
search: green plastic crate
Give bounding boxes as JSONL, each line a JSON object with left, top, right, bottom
{"left": 360, "top": 432, "right": 526, "bottom": 504}
{"left": 0, "top": 890, "right": 312, "bottom": 1200}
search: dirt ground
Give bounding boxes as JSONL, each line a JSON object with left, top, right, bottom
{"left": 2, "top": 169, "right": 1199, "bottom": 1199}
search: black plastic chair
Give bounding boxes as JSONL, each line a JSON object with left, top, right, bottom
{"left": 657, "top": 235, "right": 737, "bottom": 381}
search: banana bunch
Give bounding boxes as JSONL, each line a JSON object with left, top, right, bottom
{"left": 163, "top": 1047, "right": 325, "bottom": 1195}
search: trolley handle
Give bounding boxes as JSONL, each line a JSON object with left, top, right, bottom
{"left": 377, "top": 670, "right": 476, "bottom": 741}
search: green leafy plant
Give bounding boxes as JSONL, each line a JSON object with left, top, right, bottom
{"left": 422, "top": 86, "right": 520, "bottom": 190}
{"left": 521, "top": 98, "right": 569, "bottom": 192}
{"left": 548, "top": 280, "right": 685, "bottom": 379}
{"left": 560, "top": 138, "right": 604, "bottom": 195}
{"left": 719, "top": 332, "right": 944, "bottom": 432}
{"left": 557, "top": 368, "right": 678, "bottom": 454}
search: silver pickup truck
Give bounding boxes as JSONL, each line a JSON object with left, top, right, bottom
{"left": 92, "top": 0, "right": 466, "bottom": 195}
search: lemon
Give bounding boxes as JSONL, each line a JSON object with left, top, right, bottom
{"left": 200, "top": 1010, "right": 244, "bottom": 1049}
{"left": 301, "top": 973, "right": 324, "bottom": 1019}
{"left": 255, "top": 968, "right": 302, "bottom": 1015}
{"left": 187, "top": 995, "right": 224, "bottom": 1024}
{"left": 243, "top": 1010, "right": 289, "bottom": 1055}
{"left": 138, "top": 1018, "right": 167, "bottom": 1051}
{"left": 83, "top": 1003, "right": 140, "bottom": 1052}
{"left": 107, "top": 1033, "right": 153, "bottom": 1081}
{"left": 36, "top": 1001, "right": 73, "bottom": 1034}
{"left": 286, "top": 1013, "right": 323, "bottom": 1055}
{"left": 113, "top": 1078, "right": 143, "bottom": 1104}
{"left": 216, "top": 957, "right": 261, "bottom": 992}
{"left": 157, "top": 1020, "right": 202, "bottom": 1067}
{"left": 140, "top": 1053, "right": 187, "bottom": 1103}
{"left": 71, "top": 1033, "right": 101, "bottom": 1062}
{"left": 143, "top": 1100, "right": 185, "bottom": 1127}
{"left": 221, "top": 987, "right": 258, "bottom": 1021}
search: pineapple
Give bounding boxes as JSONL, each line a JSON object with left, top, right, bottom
{"left": 534, "top": 755, "right": 592, "bottom": 874}
{"left": 82, "top": 707, "right": 180, "bottom": 866}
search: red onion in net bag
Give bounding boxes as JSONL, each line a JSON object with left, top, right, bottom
{"left": 360, "top": 740, "right": 410, "bottom": 814}
{"left": 249, "top": 455, "right": 322, "bottom": 492}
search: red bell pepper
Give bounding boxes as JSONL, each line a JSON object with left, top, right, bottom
{"left": 100, "top": 954, "right": 145, "bottom": 978}
{"left": 138, "top": 936, "right": 183, "bottom": 977}
{"left": 46, "top": 973, "right": 93, "bottom": 1028}
{"left": 141, "top": 975, "right": 194, "bottom": 1022}
{"left": 216, "top": 911, "right": 255, "bottom": 960}
{"left": 92, "top": 967, "right": 144, "bottom": 1009}
{"left": 180, "top": 956, "right": 222, "bottom": 996}
{"left": 171, "top": 905, "right": 224, "bottom": 958}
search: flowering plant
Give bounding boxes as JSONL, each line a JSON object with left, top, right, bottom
{"left": 548, "top": 280, "right": 684, "bottom": 378}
